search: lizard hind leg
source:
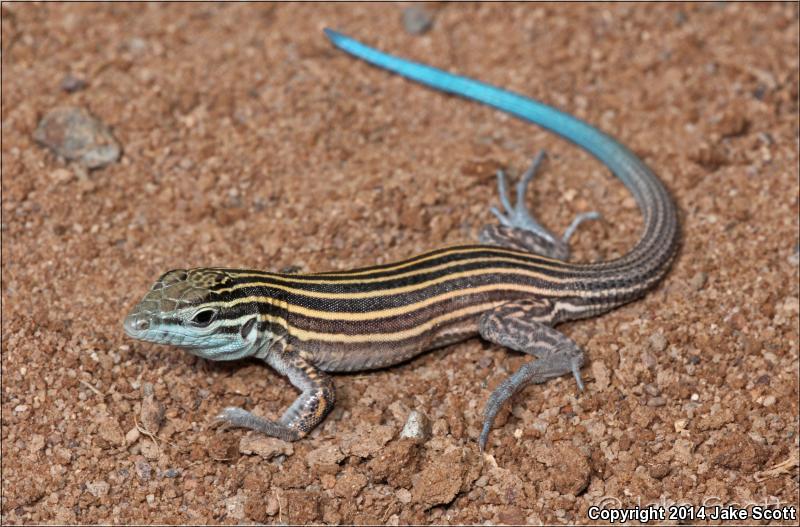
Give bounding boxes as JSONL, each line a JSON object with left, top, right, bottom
{"left": 477, "top": 299, "right": 585, "bottom": 451}
{"left": 479, "top": 150, "right": 600, "bottom": 260}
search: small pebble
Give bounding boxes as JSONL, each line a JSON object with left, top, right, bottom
{"left": 33, "top": 106, "right": 120, "bottom": 169}
{"left": 140, "top": 439, "right": 159, "bottom": 460}
{"left": 644, "top": 383, "right": 661, "bottom": 397}
{"left": 400, "top": 410, "right": 431, "bottom": 441}
{"left": 50, "top": 168, "right": 74, "bottom": 185}
{"left": 649, "top": 332, "right": 668, "bottom": 353}
{"left": 591, "top": 360, "right": 611, "bottom": 390}
{"left": 28, "top": 434, "right": 45, "bottom": 453}
{"left": 127, "top": 37, "right": 148, "bottom": 54}
{"left": 642, "top": 351, "right": 658, "bottom": 370}
{"left": 648, "top": 463, "right": 671, "bottom": 479}
{"left": 402, "top": 6, "right": 434, "bottom": 35}
{"left": 85, "top": 480, "right": 110, "bottom": 498}
{"left": 689, "top": 271, "right": 708, "bottom": 291}
{"left": 265, "top": 494, "right": 280, "bottom": 516}
{"left": 140, "top": 383, "right": 164, "bottom": 434}
{"left": 60, "top": 74, "right": 87, "bottom": 93}
{"left": 135, "top": 459, "right": 152, "bottom": 481}
{"left": 788, "top": 244, "right": 799, "bottom": 266}
{"left": 161, "top": 468, "right": 180, "bottom": 478}
{"left": 395, "top": 488, "right": 412, "bottom": 504}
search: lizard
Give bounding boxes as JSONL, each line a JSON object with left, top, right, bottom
{"left": 123, "top": 29, "right": 679, "bottom": 451}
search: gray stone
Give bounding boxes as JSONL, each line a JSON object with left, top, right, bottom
{"left": 34, "top": 106, "right": 120, "bottom": 169}
{"left": 402, "top": 6, "right": 434, "bottom": 35}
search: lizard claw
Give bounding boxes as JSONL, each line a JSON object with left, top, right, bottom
{"left": 216, "top": 406, "right": 253, "bottom": 427}
{"left": 489, "top": 150, "right": 602, "bottom": 249}
{"left": 490, "top": 151, "right": 559, "bottom": 244}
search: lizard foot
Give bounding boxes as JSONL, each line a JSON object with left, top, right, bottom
{"left": 216, "top": 406, "right": 301, "bottom": 442}
{"left": 487, "top": 150, "right": 601, "bottom": 259}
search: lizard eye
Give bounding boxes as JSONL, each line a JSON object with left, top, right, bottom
{"left": 189, "top": 309, "right": 217, "bottom": 327}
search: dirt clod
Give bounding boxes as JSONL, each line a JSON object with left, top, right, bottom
{"left": 239, "top": 434, "right": 294, "bottom": 459}
{"left": 140, "top": 383, "right": 164, "bottom": 434}
{"left": 712, "top": 432, "right": 770, "bottom": 472}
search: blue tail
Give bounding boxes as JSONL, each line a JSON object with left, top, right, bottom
{"left": 323, "top": 29, "right": 642, "bottom": 191}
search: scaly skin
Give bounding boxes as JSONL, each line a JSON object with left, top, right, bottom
{"left": 124, "top": 30, "right": 679, "bottom": 451}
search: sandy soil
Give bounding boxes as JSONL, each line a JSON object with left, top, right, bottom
{"left": 2, "top": 3, "right": 798, "bottom": 524}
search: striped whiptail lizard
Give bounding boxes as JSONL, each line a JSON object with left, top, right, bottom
{"left": 124, "top": 30, "right": 680, "bottom": 450}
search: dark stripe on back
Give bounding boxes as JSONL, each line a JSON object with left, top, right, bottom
{"left": 284, "top": 288, "right": 525, "bottom": 335}
{"left": 274, "top": 271, "right": 574, "bottom": 312}
{"left": 211, "top": 245, "right": 567, "bottom": 283}
{"left": 228, "top": 257, "right": 581, "bottom": 294}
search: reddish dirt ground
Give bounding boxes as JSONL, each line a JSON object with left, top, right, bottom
{"left": 2, "top": 3, "right": 798, "bottom": 524}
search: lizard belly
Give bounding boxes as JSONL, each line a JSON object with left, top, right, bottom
{"left": 293, "top": 312, "right": 484, "bottom": 372}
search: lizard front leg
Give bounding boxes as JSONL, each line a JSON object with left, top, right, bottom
{"left": 217, "top": 347, "right": 335, "bottom": 441}
{"left": 478, "top": 299, "right": 585, "bottom": 451}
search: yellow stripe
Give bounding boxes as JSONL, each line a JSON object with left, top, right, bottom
{"left": 205, "top": 266, "right": 565, "bottom": 306}
{"left": 206, "top": 268, "right": 646, "bottom": 312}
{"left": 260, "top": 301, "right": 500, "bottom": 343}
{"left": 281, "top": 283, "right": 545, "bottom": 321}
{"left": 226, "top": 245, "right": 569, "bottom": 281}
{"left": 259, "top": 313, "right": 290, "bottom": 331}
{"left": 225, "top": 276, "right": 645, "bottom": 320}
{"left": 217, "top": 255, "right": 573, "bottom": 292}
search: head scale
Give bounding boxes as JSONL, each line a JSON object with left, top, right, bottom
{"left": 123, "top": 269, "right": 264, "bottom": 360}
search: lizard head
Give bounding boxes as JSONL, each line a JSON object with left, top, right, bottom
{"left": 123, "top": 268, "right": 264, "bottom": 360}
